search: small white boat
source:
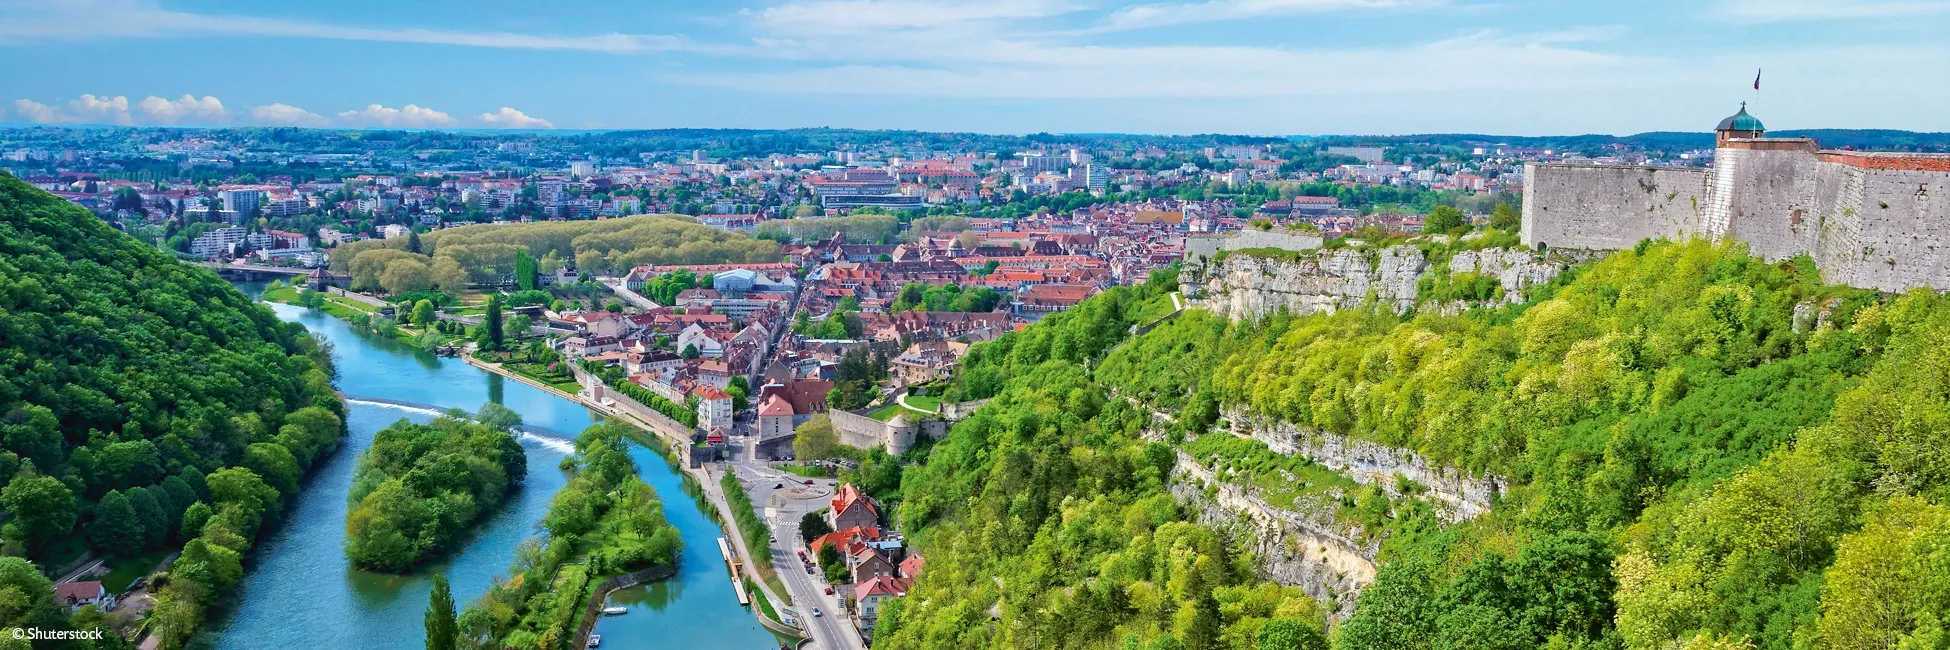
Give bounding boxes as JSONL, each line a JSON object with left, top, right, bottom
{"left": 587, "top": 634, "right": 602, "bottom": 648}
{"left": 602, "top": 606, "right": 628, "bottom": 616}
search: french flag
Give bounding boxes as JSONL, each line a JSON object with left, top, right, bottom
{"left": 1754, "top": 69, "right": 1761, "bottom": 90}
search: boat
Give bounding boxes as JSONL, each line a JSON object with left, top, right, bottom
{"left": 587, "top": 634, "right": 601, "bottom": 648}
{"left": 602, "top": 606, "right": 628, "bottom": 616}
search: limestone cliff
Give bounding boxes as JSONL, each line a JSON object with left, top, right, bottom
{"left": 1170, "top": 451, "right": 1376, "bottom": 617}
{"left": 1181, "top": 244, "right": 1595, "bottom": 321}
{"left": 1226, "top": 408, "right": 1502, "bottom": 522}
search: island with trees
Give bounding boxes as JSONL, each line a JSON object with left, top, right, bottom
{"left": 343, "top": 404, "right": 529, "bottom": 572}
{"left": 450, "top": 421, "right": 682, "bottom": 650}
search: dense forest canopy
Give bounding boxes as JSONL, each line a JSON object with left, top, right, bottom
{"left": 884, "top": 239, "right": 1950, "bottom": 650}
{"left": 328, "top": 214, "right": 780, "bottom": 293}
{"left": 0, "top": 172, "right": 345, "bottom": 646}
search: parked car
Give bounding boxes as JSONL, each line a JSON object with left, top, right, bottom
{"left": 803, "top": 479, "right": 814, "bottom": 485}
{"left": 774, "top": 483, "right": 783, "bottom": 489}
{"left": 824, "top": 587, "right": 834, "bottom": 595}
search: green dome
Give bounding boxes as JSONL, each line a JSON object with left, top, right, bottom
{"left": 1716, "top": 103, "right": 1765, "bottom": 132}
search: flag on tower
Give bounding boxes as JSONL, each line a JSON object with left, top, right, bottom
{"left": 1754, "top": 69, "right": 1762, "bottom": 90}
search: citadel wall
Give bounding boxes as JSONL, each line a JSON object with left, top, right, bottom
{"left": 1520, "top": 163, "right": 1708, "bottom": 251}
{"left": 1525, "top": 147, "right": 1950, "bottom": 292}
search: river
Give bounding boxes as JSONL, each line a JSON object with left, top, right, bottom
{"left": 198, "top": 288, "right": 785, "bottom": 650}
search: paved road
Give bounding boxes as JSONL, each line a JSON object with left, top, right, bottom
{"left": 729, "top": 462, "right": 868, "bottom": 650}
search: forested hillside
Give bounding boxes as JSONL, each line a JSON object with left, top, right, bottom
{"left": 327, "top": 214, "right": 780, "bottom": 294}
{"left": 0, "top": 173, "right": 345, "bottom": 646}
{"left": 881, "top": 239, "right": 1950, "bottom": 650}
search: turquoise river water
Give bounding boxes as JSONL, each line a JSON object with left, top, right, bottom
{"left": 197, "top": 290, "right": 785, "bottom": 649}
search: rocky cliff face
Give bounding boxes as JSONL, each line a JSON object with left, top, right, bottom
{"left": 1170, "top": 451, "right": 1376, "bottom": 617}
{"left": 1182, "top": 244, "right": 1596, "bottom": 321}
{"left": 1227, "top": 408, "right": 1503, "bottom": 522}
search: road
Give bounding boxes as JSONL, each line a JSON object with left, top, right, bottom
{"left": 727, "top": 460, "right": 869, "bottom": 650}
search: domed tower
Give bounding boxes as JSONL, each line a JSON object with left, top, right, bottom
{"left": 1715, "top": 102, "right": 1765, "bottom": 147}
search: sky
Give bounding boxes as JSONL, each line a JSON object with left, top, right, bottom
{"left": 2, "top": 0, "right": 1948, "bottom": 136}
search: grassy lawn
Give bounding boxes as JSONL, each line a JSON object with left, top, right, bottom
{"left": 779, "top": 464, "right": 835, "bottom": 479}
{"left": 262, "top": 286, "right": 379, "bottom": 319}
{"left": 746, "top": 576, "right": 780, "bottom": 622}
{"left": 505, "top": 362, "right": 581, "bottom": 394}
{"left": 101, "top": 551, "right": 167, "bottom": 593}
{"left": 902, "top": 395, "right": 941, "bottom": 413}
{"left": 866, "top": 402, "right": 934, "bottom": 422}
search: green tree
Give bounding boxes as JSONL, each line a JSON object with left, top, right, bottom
{"left": 128, "top": 486, "right": 167, "bottom": 548}
{"left": 1424, "top": 205, "right": 1467, "bottom": 234}
{"left": 426, "top": 572, "right": 458, "bottom": 650}
{"left": 793, "top": 415, "right": 840, "bottom": 461}
{"left": 411, "top": 299, "right": 437, "bottom": 328}
{"left": 90, "top": 489, "right": 145, "bottom": 557}
{"left": 504, "top": 313, "right": 532, "bottom": 339}
{"left": 800, "top": 509, "right": 833, "bottom": 544}
{"left": 0, "top": 557, "right": 64, "bottom": 633}
{"left": 514, "top": 250, "right": 538, "bottom": 291}
{"left": 407, "top": 229, "right": 423, "bottom": 254}
{"left": 0, "top": 405, "right": 62, "bottom": 471}
{"left": 484, "top": 295, "right": 505, "bottom": 350}
{"left": 1255, "top": 618, "right": 1327, "bottom": 650}
{"left": 181, "top": 501, "right": 212, "bottom": 539}
{"left": 0, "top": 469, "right": 77, "bottom": 556}
{"left": 1490, "top": 202, "right": 1520, "bottom": 232}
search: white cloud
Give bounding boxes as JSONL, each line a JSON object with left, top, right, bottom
{"left": 8, "top": 94, "right": 138, "bottom": 124}
{"left": 11, "top": 99, "right": 60, "bottom": 123}
{"left": 136, "top": 93, "right": 226, "bottom": 124}
{"left": 746, "top": 0, "right": 1080, "bottom": 35}
{"left": 248, "top": 103, "right": 331, "bottom": 127}
{"left": 670, "top": 29, "right": 1665, "bottom": 100}
{"left": 478, "top": 107, "right": 555, "bottom": 129}
{"left": 0, "top": 0, "right": 682, "bottom": 53}
{"left": 1718, "top": 0, "right": 1950, "bottom": 21}
{"left": 335, "top": 104, "right": 457, "bottom": 128}
{"left": 1102, "top": 0, "right": 1439, "bottom": 30}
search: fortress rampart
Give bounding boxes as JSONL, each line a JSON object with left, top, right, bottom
{"left": 1522, "top": 107, "right": 1950, "bottom": 293}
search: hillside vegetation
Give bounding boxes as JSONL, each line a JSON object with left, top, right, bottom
{"left": 884, "top": 239, "right": 1950, "bottom": 650}
{"left": 328, "top": 214, "right": 780, "bottom": 293}
{"left": 0, "top": 173, "right": 345, "bottom": 646}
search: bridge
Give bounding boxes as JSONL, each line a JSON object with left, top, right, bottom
{"left": 191, "top": 261, "right": 317, "bottom": 281}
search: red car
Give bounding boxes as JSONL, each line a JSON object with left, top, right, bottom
{"left": 824, "top": 587, "right": 834, "bottom": 595}
{"left": 803, "top": 479, "right": 814, "bottom": 485}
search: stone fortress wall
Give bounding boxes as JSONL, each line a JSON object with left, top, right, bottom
{"left": 1524, "top": 114, "right": 1950, "bottom": 293}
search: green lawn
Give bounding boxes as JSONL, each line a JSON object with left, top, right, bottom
{"left": 505, "top": 362, "right": 581, "bottom": 394}
{"left": 866, "top": 402, "right": 934, "bottom": 422}
{"left": 262, "top": 285, "right": 380, "bottom": 319}
{"left": 101, "top": 551, "right": 166, "bottom": 593}
{"left": 902, "top": 395, "right": 941, "bottom": 413}
{"left": 746, "top": 576, "right": 781, "bottom": 623}
{"left": 779, "top": 464, "right": 834, "bottom": 479}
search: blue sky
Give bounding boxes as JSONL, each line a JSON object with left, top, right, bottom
{"left": 2, "top": 0, "right": 1948, "bottom": 135}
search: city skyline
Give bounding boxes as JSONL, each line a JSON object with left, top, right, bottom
{"left": 3, "top": 0, "right": 1950, "bottom": 135}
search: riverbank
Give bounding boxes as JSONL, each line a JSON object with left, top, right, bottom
{"left": 468, "top": 358, "right": 808, "bottom": 641}
{"left": 206, "top": 293, "right": 783, "bottom": 650}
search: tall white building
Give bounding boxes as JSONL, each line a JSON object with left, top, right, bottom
{"left": 189, "top": 226, "right": 247, "bottom": 258}
{"left": 219, "top": 188, "right": 264, "bottom": 216}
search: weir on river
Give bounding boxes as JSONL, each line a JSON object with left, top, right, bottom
{"left": 199, "top": 288, "right": 786, "bottom": 649}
